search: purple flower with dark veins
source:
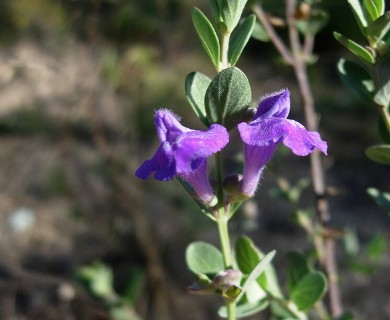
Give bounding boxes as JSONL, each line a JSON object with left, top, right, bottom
{"left": 135, "top": 109, "right": 229, "bottom": 204}
{"left": 237, "top": 89, "right": 327, "bottom": 197}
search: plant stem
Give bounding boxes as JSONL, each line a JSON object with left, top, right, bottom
{"left": 217, "top": 215, "right": 233, "bottom": 267}
{"left": 220, "top": 31, "right": 231, "bottom": 71}
{"left": 285, "top": 0, "right": 342, "bottom": 317}
{"left": 215, "top": 151, "right": 235, "bottom": 319}
{"left": 217, "top": 214, "right": 236, "bottom": 320}
{"left": 253, "top": 1, "right": 342, "bottom": 317}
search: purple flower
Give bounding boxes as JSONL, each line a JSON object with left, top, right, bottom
{"left": 237, "top": 89, "right": 327, "bottom": 197}
{"left": 135, "top": 109, "right": 229, "bottom": 204}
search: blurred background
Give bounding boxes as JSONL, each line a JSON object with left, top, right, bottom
{"left": 0, "top": 0, "right": 389, "bottom": 319}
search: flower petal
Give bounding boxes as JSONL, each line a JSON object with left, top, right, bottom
{"left": 135, "top": 142, "right": 176, "bottom": 181}
{"left": 255, "top": 89, "right": 290, "bottom": 120}
{"left": 154, "top": 109, "right": 192, "bottom": 142}
{"left": 178, "top": 124, "right": 229, "bottom": 159}
{"left": 281, "top": 120, "right": 328, "bottom": 156}
{"left": 238, "top": 118, "right": 285, "bottom": 146}
{"left": 238, "top": 118, "right": 327, "bottom": 156}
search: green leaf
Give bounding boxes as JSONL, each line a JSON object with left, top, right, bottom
{"left": 209, "top": 0, "right": 223, "bottom": 26}
{"left": 236, "top": 250, "right": 276, "bottom": 301}
{"left": 235, "top": 236, "right": 282, "bottom": 298}
{"left": 290, "top": 271, "right": 328, "bottom": 311}
{"left": 367, "top": 187, "right": 390, "bottom": 213}
{"left": 348, "top": 0, "right": 369, "bottom": 35}
{"left": 185, "top": 72, "right": 211, "bottom": 126}
{"left": 228, "top": 14, "right": 256, "bottom": 66}
{"left": 337, "top": 59, "right": 374, "bottom": 102}
{"left": 363, "top": 0, "right": 380, "bottom": 22}
{"left": 251, "top": 21, "right": 270, "bottom": 42}
{"left": 371, "top": 0, "right": 385, "bottom": 16}
{"left": 192, "top": 7, "right": 221, "bottom": 69}
{"left": 218, "top": 299, "right": 269, "bottom": 318}
{"left": 296, "top": 10, "right": 329, "bottom": 36}
{"left": 218, "top": 0, "right": 249, "bottom": 32}
{"left": 374, "top": 79, "right": 390, "bottom": 108}
{"left": 205, "top": 66, "right": 251, "bottom": 130}
{"left": 186, "top": 241, "right": 224, "bottom": 275}
{"left": 367, "top": 12, "right": 390, "bottom": 52}
{"left": 235, "top": 235, "right": 262, "bottom": 274}
{"left": 334, "top": 31, "right": 376, "bottom": 64}
{"left": 286, "top": 252, "right": 311, "bottom": 293}
{"left": 365, "top": 144, "right": 390, "bottom": 165}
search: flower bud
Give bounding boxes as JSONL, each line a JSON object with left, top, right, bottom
{"left": 212, "top": 269, "right": 242, "bottom": 291}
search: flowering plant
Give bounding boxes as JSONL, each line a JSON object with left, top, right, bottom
{"left": 133, "top": 0, "right": 356, "bottom": 319}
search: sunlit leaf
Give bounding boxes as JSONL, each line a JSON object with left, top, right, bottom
{"left": 363, "top": 0, "right": 380, "bottom": 22}
{"left": 186, "top": 241, "right": 224, "bottom": 275}
{"left": 205, "top": 67, "right": 251, "bottom": 130}
{"left": 192, "top": 7, "right": 221, "bottom": 69}
{"left": 334, "top": 31, "right": 375, "bottom": 64}
{"left": 348, "top": 0, "right": 369, "bottom": 35}
{"left": 218, "top": 0, "right": 249, "bottom": 32}
{"left": 185, "top": 72, "right": 211, "bottom": 126}
{"left": 228, "top": 15, "right": 256, "bottom": 66}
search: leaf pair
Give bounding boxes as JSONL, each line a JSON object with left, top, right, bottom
{"left": 335, "top": 0, "right": 390, "bottom": 61}
{"left": 192, "top": 6, "right": 256, "bottom": 70}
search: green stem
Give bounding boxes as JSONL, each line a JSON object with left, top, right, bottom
{"left": 217, "top": 214, "right": 236, "bottom": 320}
{"left": 217, "top": 216, "right": 233, "bottom": 267}
{"left": 220, "top": 31, "right": 231, "bottom": 71}
{"left": 215, "top": 151, "right": 235, "bottom": 319}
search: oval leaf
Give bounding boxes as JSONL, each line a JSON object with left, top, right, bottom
{"left": 291, "top": 271, "right": 327, "bottom": 311}
{"left": 363, "top": 0, "right": 380, "bottom": 21}
{"left": 228, "top": 15, "right": 256, "bottom": 65}
{"left": 205, "top": 66, "right": 251, "bottom": 130}
{"left": 365, "top": 144, "right": 390, "bottom": 165}
{"left": 348, "top": 0, "right": 369, "bottom": 35}
{"left": 185, "top": 72, "right": 211, "bottom": 126}
{"left": 219, "top": 0, "right": 249, "bottom": 32}
{"left": 186, "top": 241, "right": 224, "bottom": 275}
{"left": 337, "top": 59, "right": 374, "bottom": 102}
{"left": 192, "top": 7, "right": 221, "bottom": 69}
{"left": 286, "top": 252, "right": 311, "bottom": 293}
{"left": 334, "top": 31, "right": 376, "bottom": 64}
